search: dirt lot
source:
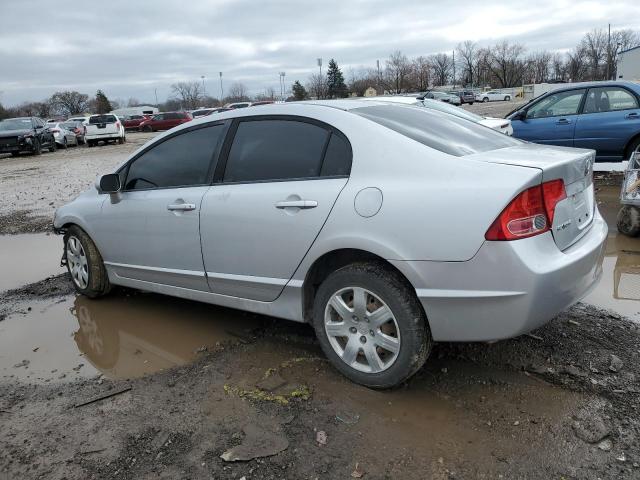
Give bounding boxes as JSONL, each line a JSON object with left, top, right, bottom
{"left": 1, "top": 112, "right": 639, "bottom": 479}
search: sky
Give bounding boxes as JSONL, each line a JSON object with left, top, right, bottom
{"left": 1, "top": 0, "right": 639, "bottom": 106}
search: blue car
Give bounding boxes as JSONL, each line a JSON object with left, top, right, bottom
{"left": 507, "top": 81, "right": 640, "bottom": 161}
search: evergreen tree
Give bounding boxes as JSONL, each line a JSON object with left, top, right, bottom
{"left": 291, "top": 81, "right": 308, "bottom": 101}
{"left": 95, "top": 90, "right": 113, "bottom": 114}
{"left": 326, "top": 59, "right": 348, "bottom": 99}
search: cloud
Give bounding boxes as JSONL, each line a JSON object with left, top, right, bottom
{"left": 0, "top": 0, "right": 638, "bottom": 105}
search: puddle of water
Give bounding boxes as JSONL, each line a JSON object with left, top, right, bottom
{"left": 0, "top": 233, "right": 63, "bottom": 291}
{"left": 583, "top": 185, "right": 640, "bottom": 321}
{"left": 0, "top": 292, "right": 261, "bottom": 383}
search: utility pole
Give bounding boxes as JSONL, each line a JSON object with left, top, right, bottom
{"left": 154, "top": 88, "right": 158, "bottom": 106}
{"left": 201, "top": 75, "right": 206, "bottom": 99}
{"left": 607, "top": 23, "right": 611, "bottom": 81}
{"left": 219, "top": 72, "right": 223, "bottom": 101}
{"left": 376, "top": 59, "right": 381, "bottom": 90}
{"left": 452, "top": 50, "right": 456, "bottom": 88}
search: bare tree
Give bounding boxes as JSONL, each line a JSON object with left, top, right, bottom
{"left": 226, "top": 82, "right": 249, "bottom": 103}
{"left": 170, "top": 81, "right": 203, "bottom": 109}
{"left": 410, "top": 56, "right": 431, "bottom": 91}
{"left": 527, "top": 50, "right": 553, "bottom": 83}
{"left": 306, "top": 73, "right": 328, "bottom": 99}
{"left": 565, "top": 46, "right": 588, "bottom": 82}
{"left": 430, "top": 53, "right": 452, "bottom": 86}
{"left": 456, "top": 40, "right": 478, "bottom": 87}
{"left": 581, "top": 29, "right": 607, "bottom": 80}
{"left": 385, "top": 50, "right": 412, "bottom": 93}
{"left": 551, "top": 53, "right": 566, "bottom": 81}
{"left": 486, "top": 41, "right": 527, "bottom": 87}
{"left": 49, "top": 91, "right": 90, "bottom": 115}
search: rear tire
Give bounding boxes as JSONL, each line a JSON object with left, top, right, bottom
{"left": 63, "top": 225, "right": 111, "bottom": 298}
{"left": 118, "top": 136, "right": 124, "bottom": 144}
{"left": 505, "top": 95, "right": 511, "bottom": 101}
{"left": 87, "top": 140, "right": 94, "bottom": 148}
{"left": 483, "top": 97, "right": 489, "bottom": 103}
{"left": 61, "top": 138, "right": 68, "bottom": 149}
{"left": 617, "top": 205, "right": 640, "bottom": 237}
{"left": 469, "top": 102, "right": 474, "bottom": 105}
{"left": 312, "top": 262, "right": 431, "bottom": 389}
{"left": 143, "top": 125, "right": 152, "bottom": 132}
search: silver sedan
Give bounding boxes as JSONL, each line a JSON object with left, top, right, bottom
{"left": 51, "top": 122, "right": 78, "bottom": 148}
{"left": 54, "top": 100, "right": 607, "bottom": 388}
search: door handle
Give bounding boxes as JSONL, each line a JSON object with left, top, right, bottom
{"left": 556, "top": 118, "right": 571, "bottom": 125}
{"left": 275, "top": 200, "right": 318, "bottom": 209}
{"left": 167, "top": 203, "right": 196, "bottom": 211}
{"left": 626, "top": 113, "right": 639, "bottom": 120}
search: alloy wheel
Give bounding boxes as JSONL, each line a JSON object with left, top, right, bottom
{"left": 324, "top": 287, "right": 400, "bottom": 373}
{"left": 67, "top": 236, "right": 89, "bottom": 289}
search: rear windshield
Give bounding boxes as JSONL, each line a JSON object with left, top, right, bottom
{"left": 89, "top": 115, "right": 117, "bottom": 124}
{"left": 352, "top": 105, "right": 520, "bottom": 157}
{"left": 60, "top": 122, "right": 79, "bottom": 129}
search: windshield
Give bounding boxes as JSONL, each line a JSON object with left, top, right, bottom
{"left": 0, "top": 118, "right": 32, "bottom": 131}
{"left": 60, "top": 122, "right": 79, "bottom": 129}
{"left": 89, "top": 115, "right": 116, "bottom": 124}
{"left": 352, "top": 104, "right": 520, "bottom": 157}
{"left": 419, "top": 99, "right": 484, "bottom": 122}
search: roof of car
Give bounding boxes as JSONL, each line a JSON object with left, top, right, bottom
{"left": 546, "top": 80, "right": 640, "bottom": 92}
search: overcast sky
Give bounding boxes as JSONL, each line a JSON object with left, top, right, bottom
{"left": 1, "top": 0, "right": 638, "bottom": 106}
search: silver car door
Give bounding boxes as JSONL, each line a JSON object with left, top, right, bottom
{"left": 94, "top": 122, "right": 227, "bottom": 291}
{"left": 200, "top": 117, "right": 352, "bottom": 302}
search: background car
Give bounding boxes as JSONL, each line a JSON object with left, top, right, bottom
{"left": 450, "top": 90, "right": 475, "bottom": 104}
{"left": 477, "top": 90, "right": 512, "bottom": 102}
{"left": 138, "top": 112, "right": 192, "bottom": 132}
{"left": 191, "top": 108, "right": 216, "bottom": 118}
{"left": 85, "top": 114, "right": 126, "bottom": 147}
{"left": 225, "top": 102, "right": 252, "bottom": 109}
{"left": 366, "top": 96, "right": 513, "bottom": 134}
{"left": 122, "top": 114, "right": 151, "bottom": 131}
{"left": 422, "top": 91, "right": 461, "bottom": 105}
{"left": 67, "top": 116, "right": 91, "bottom": 126}
{"left": 51, "top": 123, "right": 79, "bottom": 148}
{"left": 54, "top": 100, "right": 605, "bottom": 389}
{"left": 59, "top": 120, "right": 86, "bottom": 144}
{"left": 251, "top": 100, "right": 275, "bottom": 106}
{"left": 0, "top": 117, "right": 56, "bottom": 156}
{"left": 507, "top": 81, "right": 640, "bottom": 161}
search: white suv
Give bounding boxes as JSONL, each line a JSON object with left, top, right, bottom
{"left": 85, "top": 114, "right": 126, "bottom": 147}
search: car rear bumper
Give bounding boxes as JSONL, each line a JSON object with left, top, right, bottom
{"left": 86, "top": 132, "right": 120, "bottom": 140}
{"left": 390, "top": 209, "right": 608, "bottom": 342}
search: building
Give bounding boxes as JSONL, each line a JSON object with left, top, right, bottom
{"left": 617, "top": 46, "right": 640, "bottom": 81}
{"left": 110, "top": 106, "right": 159, "bottom": 117}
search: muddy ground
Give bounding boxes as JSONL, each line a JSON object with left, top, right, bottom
{"left": 1, "top": 109, "right": 640, "bottom": 479}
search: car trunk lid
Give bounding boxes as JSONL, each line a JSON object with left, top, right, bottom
{"left": 469, "top": 143, "right": 595, "bottom": 251}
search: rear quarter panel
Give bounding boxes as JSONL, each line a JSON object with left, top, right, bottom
{"left": 290, "top": 114, "right": 542, "bottom": 280}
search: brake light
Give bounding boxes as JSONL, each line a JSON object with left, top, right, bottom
{"left": 115, "top": 122, "right": 120, "bottom": 129}
{"left": 485, "top": 179, "right": 566, "bottom": 241}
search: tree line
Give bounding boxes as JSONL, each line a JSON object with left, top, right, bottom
{"left": 305, "top": 27, "right": 639, "bottom": 97}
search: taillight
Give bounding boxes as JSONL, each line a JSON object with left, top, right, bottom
{"left": 485, "top": 179, "right": 566, "bottom": 241}
{"left": 115, "top": 122, "right": 120, "bottom": 129}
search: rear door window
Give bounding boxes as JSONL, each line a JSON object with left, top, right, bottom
{"left": 223, "top": 119, "right": 330, "bottom": 182}
{"left": 583, "top": 87, "right": 639, "bottom": 113}
{"left": 352, "top": 105, "right": 519, "bottom": 157}
{"left": 124, "top": 124, "right": 225, "bottom": 190}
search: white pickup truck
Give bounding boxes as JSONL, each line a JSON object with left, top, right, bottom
{"left": 85, "top": 114, "right": 125, "bottom": 147}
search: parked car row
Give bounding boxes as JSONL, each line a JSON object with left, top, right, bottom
{"left": 0, "top": 117, "right": 65, "bottom": 156}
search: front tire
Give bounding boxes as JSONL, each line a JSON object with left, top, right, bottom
{"left": 312, "top": 262, "right": 431, "bottom": 389}
{"left": 48, "top": 139, "right": 56, "bottom": 153}
{"left": 61, "top": 138, "right": 68, "bottom": 149}
{"left": 482, "top": 97, "right": 489, "bottom": 103}
{"left": 63, "top": 225, "right": 111, "bottom": 298}
{"left": 504, "top": 95, "right": 511, "bottom": 101}
{"left": 32, "top": 138, "right": 42, "bottom": 156}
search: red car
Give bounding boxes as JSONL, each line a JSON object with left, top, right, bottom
{"left": 122, "top": 114, "right": 151, "bottom": 131}
{"left": 138, "top": 112, "right": 192, "bottom": 132}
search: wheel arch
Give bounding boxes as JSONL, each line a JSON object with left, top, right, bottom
{"left": 624, "top": 132, "right": 640, "bottom": 159}
{"left": 301, "top": 248, "right": 424, "bottom": 324}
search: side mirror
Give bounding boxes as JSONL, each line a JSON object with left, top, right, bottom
{"left": 512, "top": 110, "right": 527, "bottom": 121}
{"left": 99, "top": 173, "right": 121, "bottom": 194}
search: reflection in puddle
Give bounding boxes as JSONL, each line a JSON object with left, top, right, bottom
{"left": 0, "top": 233, "right": 63, "bottom": 291}
{"left": 0, "top": 292, "right": 262, "bottom": 383}
{"left": 583, "top": 186, "right": 640, "bottom": 321}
